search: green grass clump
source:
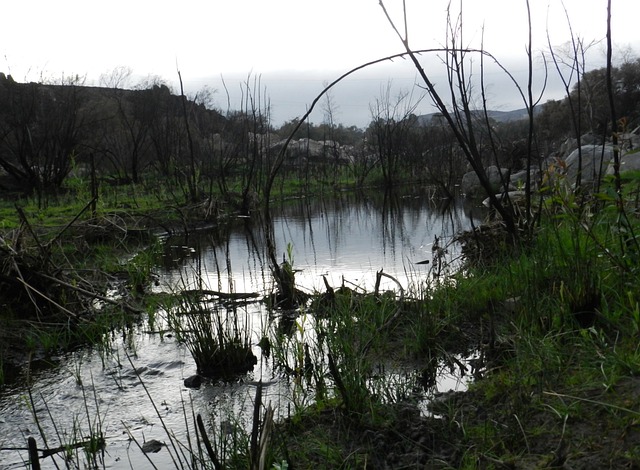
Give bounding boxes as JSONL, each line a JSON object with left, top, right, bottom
{"left": 270, "top": 172, "right": 640, "bottom": 468}
{"left": 166, "top": 295, "right": 257, "bottom": 381}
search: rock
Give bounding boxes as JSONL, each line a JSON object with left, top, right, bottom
{"left": 618, "top": 126, "right": 640, "bottom": 150}
{"left": 583, "top": 132, "right": 604, "bottom": 145}
{"left": 482, "top": 190, "right": 527, "bottom": 207}
{"left": 508, "top": 168, "right": 540, "bottom": 190}
{"left": 563, "top": 144, "right": 614, "bottom": 187}
{"left": 461, "top": 165, "right": 509, "bottom": 198}
{"left": 559, "top": 137, "right": 578, "bottom": 158}
{"left": 183, "top": 374, "right": 202, "bottom": 389}
{"left": 607, "top": 149, "right": 640, "bottom": 175}
{"left": 142, "top": 439, "right": 165, "bottom": 453}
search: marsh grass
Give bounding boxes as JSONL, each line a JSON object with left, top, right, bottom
{"left": 271, "top": 168, "right": 640, "bottom": 467}
{"left": 414, "top": 170, "right": 640, "bottom": 467}
{"left": 167, "top": 294, "right": 257, "bottom": 380}
{"left": 21, "top": 366, "right": 106, "bottom": 469}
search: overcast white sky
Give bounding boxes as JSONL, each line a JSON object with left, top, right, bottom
{"left": 2, "top": 0, "right": 639, "bottom": 127}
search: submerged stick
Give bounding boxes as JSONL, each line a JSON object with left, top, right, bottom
{"left": 363, "top": 270, "right": 405, "bottom": 355}
{"left": 196, "top": 414, "right": 222, "bottom": 469}
{"left": 182, "top": 289, "right": 260, "bottom": 300}
{"left": 27, "top": 437, "right": 40, "bottom": 470}
{"left": 39, "top": 437, "right": 105, "bottom": 459}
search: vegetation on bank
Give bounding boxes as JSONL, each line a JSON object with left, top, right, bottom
{"left": 1, "top": 1, "right": 640, "bottom": 468}
{"left": 2, "top": 169, "right": 639, "bottom": 467}
{"left": 263, "top": 168, "right": 640, "bottom": 468}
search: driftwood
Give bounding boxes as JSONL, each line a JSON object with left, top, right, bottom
{"left": 6, "top": 435, "right": 107, "bottom": 469}
{"left": 362, "top": 269, "right": 405, "bottom": 355}
{"left": 38, "top": 272, "right": 144, "bottom": 315}
{"left": 315, "top": 270, "right": 405, "bottom": 355}
{"left": 182, "top": 289, "right": 261, "bottom": 301}
{"left": 1, "top": 201, "right": 112, "bottom": 319}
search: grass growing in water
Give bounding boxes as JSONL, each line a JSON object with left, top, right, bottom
{"left": 166, "top": 293, "right": 257, "bottom": 380}
{"left": 267, "top": 171, "right": 640, "bottom": 468}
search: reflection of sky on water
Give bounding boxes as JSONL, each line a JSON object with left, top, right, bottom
{"left": 0, "top": 192, "right": 486, "bottom": 468}
{"left": 158, "top": 192, "right": 483, "bottom": 295}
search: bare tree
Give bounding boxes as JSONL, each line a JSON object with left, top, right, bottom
{"left": 377, "top": 0, "right": 544, "bottom": 237}
{"left": 0, "top": 75, "right": 89, "bottom": 205}
{"left": 99, "top": 66, "right": 132, "bottom": 89}
{"left": 368, "top": 82, "right": 421, "bottom": 188}
{"left": 321, "top": 85, "right": 342, "bottom": 185}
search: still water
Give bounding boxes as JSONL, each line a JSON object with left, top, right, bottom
{"left": 0, "top": 189, "right": 484, "bottom": 469}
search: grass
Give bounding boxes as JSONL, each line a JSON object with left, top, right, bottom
{"left": 263, "top": 172, "right": 640, "bottom": 467}
{"left": 2, "top": 167, "right": 640, "bottom": 467}
{"left": 165, "top": 292, "right": 257, "bottom": 381}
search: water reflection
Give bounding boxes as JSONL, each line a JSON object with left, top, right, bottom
{"left": 157, "top": 189, "right": 480, "bottom": 296}
{"left": 0, "top": 190, "right": 486, "bottom": 469}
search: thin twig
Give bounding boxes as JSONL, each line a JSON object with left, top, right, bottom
{"left": 46, "top": 197, "right": 98, "bottom": 248}
{"left": 543, "top": 391, "right": 640, "bottom": 417}
{"left": 196, "top": 414, "right": 223, "bottom": 469}
{"left": 37, "top": 272, "right": 144, "bottom": 314}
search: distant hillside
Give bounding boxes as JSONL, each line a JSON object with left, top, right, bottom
{"left": 417, "top": 107, "right": 540, "bottom": 125}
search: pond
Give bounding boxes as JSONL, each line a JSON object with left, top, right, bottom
{"left": 0, "top": 188, "right": 485, "bottom": 469}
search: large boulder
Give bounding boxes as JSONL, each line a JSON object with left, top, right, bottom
{"left": 461, "top": 165, "right": 509, "bottom": 198}
{"left": 270, "top": 137, "right": 347, "bottom": 162}
{"left": 558, "top": 137, "right": 578, "bottom": 158}
{"left": 563, "top": 145, "right": 614, "bottom": 187}
{"left": 618, "top": 126, "right": 640, "bottom": 150}
{"left": 606, "top": 149, "right": 640, "bottom": 175}
{"left": 508, "top": 168, "right": 540, "bottom": 190}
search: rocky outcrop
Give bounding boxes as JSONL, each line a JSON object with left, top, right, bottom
{"left": 270, "top": 137, "right": 354, "bottom": 164}
{"left": 461, "top": 165, "right": 510, "bottom": 198}
{"left": 563, "top": 144, "right": 615, "bottom": 187}
{"left": 462, "top": 127, "right": 640, "bottom": 199}
{"left": 608, "top": 149, "right": 640, "bottom": 174}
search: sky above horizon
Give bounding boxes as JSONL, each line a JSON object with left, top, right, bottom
{"left": 2, "top": 0, "right": 640, "bottom": 127}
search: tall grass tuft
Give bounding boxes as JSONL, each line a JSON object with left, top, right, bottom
{"left": 167, "top": 293, "right": 257, "bottom": 380}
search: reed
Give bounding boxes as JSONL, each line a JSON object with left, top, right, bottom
{"left": 167, "top": 293, "right": 257, "bottom": 381}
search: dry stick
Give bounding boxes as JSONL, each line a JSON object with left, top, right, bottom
{"left": 378, "top": 0, "right": 528, "bottom": 237}
{"left": 10, "top": 258, "right": 45, "bottom": 320}
{"left": 14, "top": 268, "right": 79, "bottom": 319}
{"left": 45, "top": 197, "right": 98, "bottom": 249}
{"left": 12, "top": 198, "right": 98, "bottom": 319}
{"left": 250, "top": 382, "right": 263, "bottom": 469}
{"left": 37, "top": 272, "right": 144, "bottom": 314}
{"left": 196, "top": 414, "right": 223, "bottom": 469}
{"left": 11, "top": 210, "right": 50, "bottom": 320}
{"left": 177, "top": 70, "right": 198, "bottom": 203}
{"left": 258, "top": 406, "right": 274, "bottom": 470}
{"left": 16, "top": 198, "right": 96, "bottom": 264}
{"left": 362, "top": 270, "right": 405, "bottom": 355}
{"left": 15, "top": 206, "right": 48, "bottom": 262}
{"left": 28, "top": 437, "right": 41, "bottom": 470}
